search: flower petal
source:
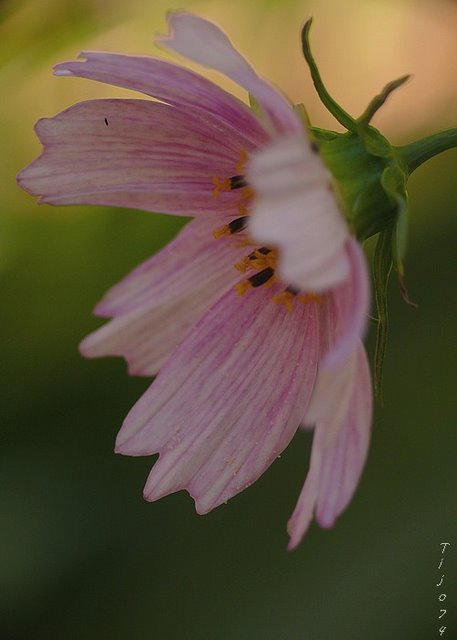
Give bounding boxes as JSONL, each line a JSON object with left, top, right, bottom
{"left": 287, "top": 342, "right": 372, "bottom": 550}
{"left": 80, "top": 218, "right": 252, "bottom": 375}
{"left": 116, "top": 285, "right": 320, "bottom": 513}
{"left": 18, "top": 99, "right": 258, "bottom": 214}
{"left": 303, "top": 348, "right": 358, "bottom": 439}
{"left": 53, "top": 51, "right": 268, "bottom": 146}
{"left": 322, "top": 237, "right": 370, "bottom": 368}
{"left": 247, "top": 135, "right": 350, "bottom": 292}
{"left": 157, "top": 12, "right": 302, "bottom": 136}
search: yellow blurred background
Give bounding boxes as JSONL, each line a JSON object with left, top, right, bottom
{"left": 2, "top": 1, "right": 456, "bottom": 638}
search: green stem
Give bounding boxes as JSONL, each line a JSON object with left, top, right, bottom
{"left": 397, "top": 128, "right": 457, "bottom": 173}
{"left": 301, "top": 18, "right": 357, "bottom": 132}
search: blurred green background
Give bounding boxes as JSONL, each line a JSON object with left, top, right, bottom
{"left": 2, "top": 0, "right": 456, "bottom": 638}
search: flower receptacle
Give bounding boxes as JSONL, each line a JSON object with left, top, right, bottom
{"left": 315, "top": 127, "right": 408, "bottom": 245}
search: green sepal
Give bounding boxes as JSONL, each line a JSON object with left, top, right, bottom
{"left": 380, "top": 163, "right": 409, "bottom": 273}
{"left": 373, "top": 227, "right": 394, "bottom": 402}
{"left": 357, "top": 124, "right": 393, "bottom": 159}
{"left": 357, "top": 75, "right": 410, "bottom": 126}
{"left": 249, "top": 93, "right": 263, "bottom": 118}
{"left": 293, "top": 103, "right": 311, "bottom": 129}
{"left": 293, "top": 105, "right": 341, "bottom": 152}
{"left": 297, "top": 20, "right": 457, "bottom": 405}
{"left": 310, "top": 126, "right": 340, "bottom": 143}
{"left": 318, "top": 130, "right": 397, "bottom": 241}
{"left": 301, "top": 18, "right": 357, "bottom": 132}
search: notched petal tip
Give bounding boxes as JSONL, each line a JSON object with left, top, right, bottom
{"left": 115, "top": 429, "right": 152, "bottom": 457}
{"left": 286, "top": 540, "right": 297, "bottom": 552}
{"left": 53, "top": 68, "right": 73, "bottom": 77}
{"left": 16, "top": 169, "right": 28, "bottom": 190}
{"left": 112, "top": 285, "right": 319, "bottom": 524}
{"left": 315, "top": 512, "right": 336, "bottom": 529}
{"left": 17, "top": 161, "right": 45, "bottom": 199}
{"left": 156, "top": 10, "right": 301, "bottom": 136}
{"left": 53, "top": 52, "right": 93, "bottom": 76}
{"left": 155, "top": 9, "right": 192, "bottom": 43}
{"left": 114, "top": 434, "right": 129, "bottom": 455}
{"left": 141, "top": 478, "right": 214, "bottom": 516}
{"left": 17, "top": 115, "right": 65, "bottom": 199}
{"left": 142, "top": 486, "right": 155, "bottom": 502}
{"left": 192, "top": 495, "right": 215, "bottom": 516}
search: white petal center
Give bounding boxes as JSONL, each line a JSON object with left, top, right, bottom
{"left": 247, "top": 135, "right": 350, "bottom": 292}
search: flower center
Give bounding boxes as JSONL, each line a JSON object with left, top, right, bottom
{"left": 212, "top": 215, "right": 249, "bottom": 238}
{"left": 212, "top": 150, "right": 321, "bottom": 311}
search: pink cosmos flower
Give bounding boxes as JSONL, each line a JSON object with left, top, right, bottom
{"left": 18, "top": 12, "right": 372, "bottom": 548}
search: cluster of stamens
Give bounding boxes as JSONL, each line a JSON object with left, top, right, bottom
{"left": 212, "top": 149, "right": 321, "bottom": 311}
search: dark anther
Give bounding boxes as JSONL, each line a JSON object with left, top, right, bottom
{"left": 310, "top": 140, "right": 318, "bottom": 153}
{"left": 229, "top": 175, "right": 247, "bottom": 190}
{"left": 286, "top": 285, "right": 300, "bottom": 295}
{"left": 248, "top": 246, "right": 271, "bottom": 260}
{"left": 249, "top": 267, "right": 274, "bottom": 288}
{"left": 104, "top": 118, "right": 109, "bottom": 126}
{"left": 228, "top": 216, "right": 248, "bottom": 233}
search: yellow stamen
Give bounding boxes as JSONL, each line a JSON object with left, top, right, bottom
{"left": 212, "top": 176, "right": 231, "bottom": 198}
{"left": 212, "top": 225, "right": 230, "bottom": 239}
{"left": 236, "top": 148, "right": 248, "bottom": 174}
{"left": 234, "top": 257, "right": 252, "bottom": 273}
{"left": 241, "top": 185, "right": 254, "bottom": 200}
{"left": 250, "top": 249, "right": 277, "bottom": 271}
{"left": 213, "top": 148, "right": 250, "bottom": 199}
{"left": 234, "top": 249, "right": 278, "bottom": 274}
{"left": 272, "top": 291, "right": 295, "bottom": 312}
{"left": 236, "top": 237, "right": 255, "bottom": 248}
{"left": 298, "top": 292, "right": 323, "bottom": 304}
{"left": 235, "top": 280, "right": 252, "bottom": 296}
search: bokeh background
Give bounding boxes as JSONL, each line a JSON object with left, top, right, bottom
{"left": 2, "top": 0, "right": 456, "bottom": 638}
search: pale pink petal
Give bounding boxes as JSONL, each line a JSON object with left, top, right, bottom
{"left": 287, "top": 342, "right": 372, "bottom": 550}
{"left": 247, "top": 135, "right": 350, "bottom": 292}
{"left": 93, "top": 217, "right": 234, "bottom": 317}
{"left": 303, "top": 348, "right": 358, "bottom": 440}
{"left": 286, "top": 440, "right": 322, "bottom": 546}
{"left": 315, "top": 344, "right": 372, "bottom": 526}
{"left": 116, "top": 285, "right": 320, "bottom": 513}
{"left": 80, "top": 218, "right": 252, "bottom": 375}
{"left": 17, "top": 99, "right": 257, "bottom": 214}
{"left": 158, "top": 12, "right": 302, "bottom": 136}
{"left": 53, "top": 52, "right": 268, "bottom": 146}
{"left": 322, "top": 237, "right": 370, "bottom": 368}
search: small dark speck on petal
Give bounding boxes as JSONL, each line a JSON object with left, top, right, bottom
{"left": 104, "top": 118, "right": 109, "bottom": 126}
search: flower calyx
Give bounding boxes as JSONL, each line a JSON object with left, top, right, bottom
{"left": 301, "top": 18, "right": 457, "bottom": 398}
